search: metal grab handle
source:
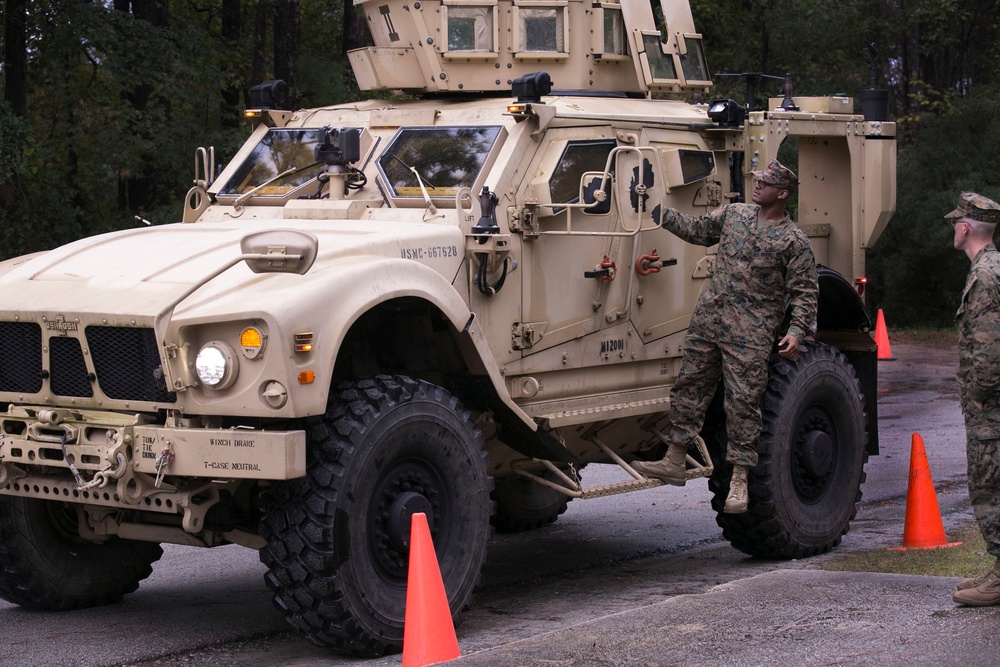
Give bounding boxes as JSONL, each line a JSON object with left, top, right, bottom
{"left": 26, "top": 422, "right": 78, "bottom": 444}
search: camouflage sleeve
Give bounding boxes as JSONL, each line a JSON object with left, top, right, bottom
{"left": 784, "top": 234, "right": 818, "bottom": 341}
{"left": 965, "top": 268, "right": 1000, "bottom": 404}
{"left": 659, "top": 204, "right": 729, "bottom": 247}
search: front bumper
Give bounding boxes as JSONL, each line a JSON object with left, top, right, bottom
{"left": 0, "top": 406, "right": 306, "bottom": 508}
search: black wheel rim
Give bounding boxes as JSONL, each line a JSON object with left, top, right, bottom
{"left": 366, "top": 456, "right": 447, "bottom": 581}
{"left": 791, "top": 406, "right": 837, "bottom": 502}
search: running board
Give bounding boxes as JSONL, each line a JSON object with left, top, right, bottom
{"left": 509, "top": 433, "right": 714, "bottom": 500}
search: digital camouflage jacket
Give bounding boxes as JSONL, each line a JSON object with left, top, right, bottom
{"left": 957, "top": 243, "right": 1000, "bottom": 411}
{"left": 661, "top": 203, "right": 818, "bottom": 351}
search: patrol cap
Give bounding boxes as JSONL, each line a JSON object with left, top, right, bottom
{"left": 944, "top": 191, "right": 1000, "bottom": 224}
{"left": 751, "top": 159, "right": 799, "bottom": 191}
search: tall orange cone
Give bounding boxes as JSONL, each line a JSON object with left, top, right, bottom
{"left": 891, "top": 433, "right": 961, "bottom": 550}
{"left": 402, "top": 513, "right": 460, "bottom": 667}
{"left": 875, "top": 308, "right": 895, "bottom": 360}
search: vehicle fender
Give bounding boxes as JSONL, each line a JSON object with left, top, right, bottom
{"left": 309, "top": 256, "right": 541, "bottom": 433}
{"left": 816, "top": 266, "right": 872, "bottom": 335}
{"left": 814, "top": 266, "right": 879, "bottom": 455}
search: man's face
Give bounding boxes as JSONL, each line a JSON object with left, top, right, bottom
{"left": 953, "top": 218, "right": 969, "bottom": 250}
{"left": 752, "top": 179, "right": 786, "bottom": 205}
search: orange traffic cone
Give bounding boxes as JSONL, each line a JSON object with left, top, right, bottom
{"left": 402, "top": 513, "right": 460, "bottom": 667}
{"left": 875, "top": 308, "right": 895, "bottom": 360}
{"left": 891, "top": 433, "right": 961, "bottom": 550}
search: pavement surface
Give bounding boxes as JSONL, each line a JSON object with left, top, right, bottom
{"left": 442, "top": 334, "right": 1000, "bottom": 667}
{"left": 3, "top": 336, "right": 993, "bottom": 667}
{"left": 449, "top": 569, "right": 1000, "bottom": 666}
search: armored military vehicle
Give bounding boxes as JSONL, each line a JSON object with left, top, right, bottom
{"left": 0, "top": 0, "right": 895, "bottom": 656}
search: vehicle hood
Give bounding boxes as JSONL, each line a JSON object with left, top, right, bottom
{"left": 0, "top": 219, "right": 465, "bottom": 319}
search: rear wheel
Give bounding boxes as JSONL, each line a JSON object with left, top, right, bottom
{"left": 259, "top": 375, "right": 493, "bottom": 656}
{"left": 0, "top": 496, "right": 162, "bottom": 609}
{"left": 707, "top": 342, "right": 868, "bottom": 558}
{"left": 491, "top": 466, "right": 577, "bottom": 533}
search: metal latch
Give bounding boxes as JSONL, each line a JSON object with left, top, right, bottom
{"left": 512, "top": 322, "right": 545, "bottom": 350}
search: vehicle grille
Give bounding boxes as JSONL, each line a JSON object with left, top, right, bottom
{"left": 50, "top": 336, "right": 94, "bottom": 397}
{"left": 0, "top": 322, "right": 176, "bottom": 403}
{"left": 87, "top": 326, "right": 176, "bottom": 403}
{"left": 0, "top": 322, "right": 43, "bottom": 393}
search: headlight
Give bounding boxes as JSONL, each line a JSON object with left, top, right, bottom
{"left": 195, "top": 341, "right": 239, "bottom": 390}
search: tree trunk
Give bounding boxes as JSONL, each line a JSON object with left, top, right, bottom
{"left": 2, "top": 0, "right": 28, "bottom": 117}
{"left": 252, "top": 0, "right": 271, "bottom": 85}
{"left": 274, "top": 0, "right": 299, "bottom": 105}
{"left": 115, "top": 0, "right": 169, "bottom": 216}
{"left": 342, "top": 0, "right": 369, "bottom": 53}
{"left": 221, "top": 0, "right": 243, "bottom": 126}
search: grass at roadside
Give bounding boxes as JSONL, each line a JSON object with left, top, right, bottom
{"left": 820, "top": 522, "right": 993, "bottom": 578}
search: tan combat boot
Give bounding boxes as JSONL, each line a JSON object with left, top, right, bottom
{"left": 956, "top": 558, "right": 1000, "bottom": 591}
{"left": 953, "top": 568, "right": 1000, "bottom": 606}
{"left": 632, "top": 444, "right": 688, "bottom": 486}
{"left": 723, "top": 465, "right": 749, "bottom": 514}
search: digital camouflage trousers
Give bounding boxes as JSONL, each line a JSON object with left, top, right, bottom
{"left": 666, "top": 334, "right": 771, "bottom": 468}
{"left": 963, "top": 403, "right": 1000, "bottom": 557}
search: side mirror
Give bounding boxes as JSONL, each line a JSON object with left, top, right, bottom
{"left": 240, "top": 230, "right": 319, "bottom": 275}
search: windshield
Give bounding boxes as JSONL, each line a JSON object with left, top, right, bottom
{"left": 218, "top": 128, "right": 326, "bottom": 197}
{"left": 377, "top": 126, "right": 502, "bottom": 198}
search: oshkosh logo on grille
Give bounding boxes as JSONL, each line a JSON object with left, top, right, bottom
{"left": 45, "top": 316, "right": 79, "bottom": 335}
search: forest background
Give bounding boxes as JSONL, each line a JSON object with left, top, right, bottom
{"left": 1, "top": 0, "right": 999, "bottom": 327}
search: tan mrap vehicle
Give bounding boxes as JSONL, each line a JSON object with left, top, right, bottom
{"left": 0, "top": 0, "right": 895, "bottom": 657}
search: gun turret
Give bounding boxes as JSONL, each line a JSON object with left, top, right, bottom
{"left": 348, "top": 0, "right": 713, "bottom": 95}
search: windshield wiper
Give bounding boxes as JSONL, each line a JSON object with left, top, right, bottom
{"left": 232, "top": 161, "right": 321, "bottom": 211}
{"left": 392, "top": 155, "right": 439, "bottom": 214}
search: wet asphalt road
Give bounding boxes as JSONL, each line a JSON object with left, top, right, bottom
{"left": 0, "top": 336, "right": 983, "bottom": 666}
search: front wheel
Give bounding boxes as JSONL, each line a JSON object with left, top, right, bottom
{"left": 259, "top": 376, "right": 493, "bottom": 656}
{"left": 708, "top": 342, "right": 868, "bottom": 558}
{"left": 0, "top": 497, "right": 163, "bottom": 609}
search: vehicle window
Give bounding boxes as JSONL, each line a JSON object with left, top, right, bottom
{"left": 549, "top": 140, "right": 617, "bottom": 205}
{"left": 643, "top": 34, "right": 678, "bottom": 82}
{"left": 680, "top": 36, "right": 710, "bottom": 84}
{"left": 448, "top": 6, "right": 495, "bottom": 52}
{"left": 378, "top": 126, "right": 502, "bottom": 198}
{"left": 217, "top": 128, "right": 326, "bottom": 197}
{"left": 519, "top": 7, "right": 565, "bottom": 52}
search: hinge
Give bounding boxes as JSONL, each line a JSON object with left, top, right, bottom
{"left": 510, "top": 202, "right": 539, "bottom": 239}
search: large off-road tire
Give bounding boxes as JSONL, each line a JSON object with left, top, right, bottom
{"left": 259, "top": 375, "right": 493, "bottom": 656}
{"left": 491, "top": 466, "right": 577, "bottom": 533}
{"left": 0, "top": 496, "right": 163, "bottom": 609}
{"left": 706, "top": 342, "right": 868, "bottom": 559}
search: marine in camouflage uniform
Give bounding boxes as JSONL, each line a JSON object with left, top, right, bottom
{"left": 633, "top": 160, "right": 818, "bottom": 514}
{"left": 948, "top": 192, "right": 1000, "bottom": 607}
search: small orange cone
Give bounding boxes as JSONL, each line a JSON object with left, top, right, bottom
{"left": 875, "top": 308, "right": 895, "bottom": 360}
{"left": 890, "top": 433, "right": 961, "bottom": 550}
{"left": 402, "top": 513, "right": 460, "bottom": 667}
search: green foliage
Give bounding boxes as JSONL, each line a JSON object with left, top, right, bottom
{"left": 689, "top": 1, "right": 1000, "bottom": 327}
{"left": 3, "top": 0, "right": 1000, "bottom": 332}
{"left": 867, "top": 89, "right": 1000, "bottom": 327}
{"left": 691, "top": 0, "right": 873, "bottom": 108}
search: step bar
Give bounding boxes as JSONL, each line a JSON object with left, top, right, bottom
{"left": 510, "top": 430, "right": 714, "bottom": 500}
